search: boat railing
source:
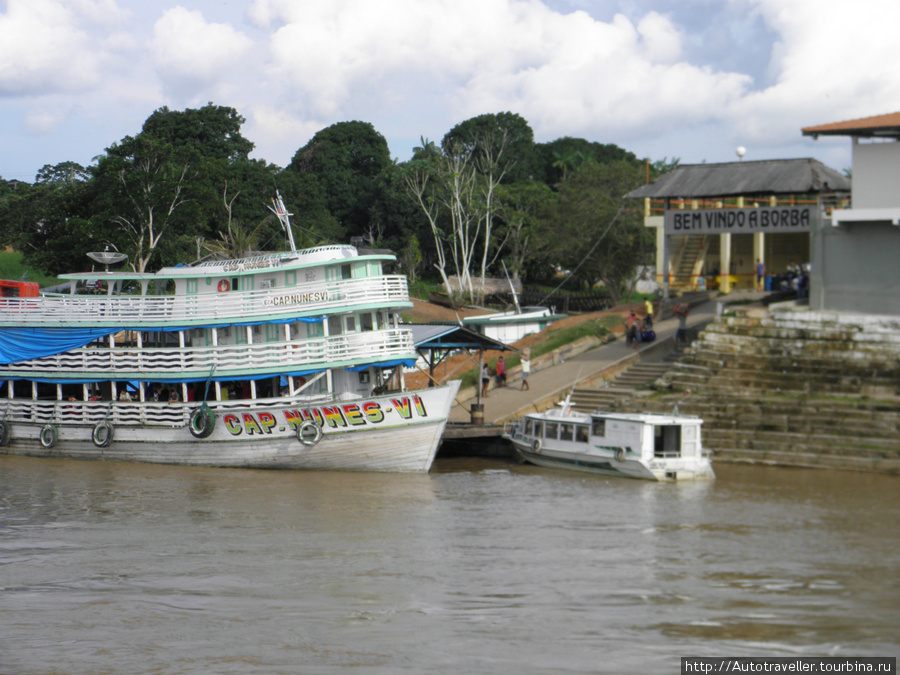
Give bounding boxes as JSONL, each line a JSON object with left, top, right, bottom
{"left": 4, "top": 399, "right": 189, "bottom": 428}
{"left": 0, "top": 275, "right": 409, "bottom": 327}
{"left": 2, "top": 385, "right": 423, "bottom": 429}
{"left": 4, "top": 329, "right": 415, "bottom": 379}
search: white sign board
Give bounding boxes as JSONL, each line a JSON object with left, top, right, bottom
{"left": 664, "top": 206, "right": 814, "bottom": 235}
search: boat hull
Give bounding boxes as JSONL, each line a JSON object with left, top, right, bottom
{"left": 510, "top": 440, "right": 714, "bottom": 481}
{"left": 0, "top": 382, "right": 460, "bottom": 473}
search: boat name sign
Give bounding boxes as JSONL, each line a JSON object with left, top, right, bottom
{"left": 223, "top": 259, "right": 281, "bottom": 273}
{"left": 264, "top": 291, "right": 331, "bottom": 307}
{"left": 221, "top": 396, "right": 429, "bottom": 436}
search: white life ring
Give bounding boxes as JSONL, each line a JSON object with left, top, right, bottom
{"left": 217, "top": 279, "right": 230, "bottom": 292}
{"left": 615, "top": 447, "right": 627, "bottom": 462}
{"left": 40, "top": 424, "right": 58, "bottom": 449}
{"left": 531, "top": 438, "right": 542, "bottom": 454}
{"left": 91, "top": 420, "right": 114, "bottom": 448}
{"left": 297, "top": 420, "right": 323, "bottom": 447}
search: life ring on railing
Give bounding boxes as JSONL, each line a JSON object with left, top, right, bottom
{"left": 297, "top": 420, "right": 323, "bottom": 447}
{"left": 531, "top": 438, "right": 542, "bottom": 454}
{"left": 0, "top": 420, "right": 10, "bottom": 447}
{"left": 217, "top": 279, "right": 230, "bottom": 293}
{"left": 92, "top": 420, "right": 114, "bottom": 448}
{"left": 189, "top": 406, "right": 216, "bottom": 439}
{"left": 615, "top": 447, "right": 627, "bottom": 462}
{"left": 40, "top": 424, "right": 58, "bottom": 449}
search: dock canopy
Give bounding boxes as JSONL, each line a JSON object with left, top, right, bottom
{"left": 410, "top": 323, "right": 516, "bottom": 388}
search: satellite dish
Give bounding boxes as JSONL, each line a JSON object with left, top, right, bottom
{"left": 87, "top": 251, "right": 128, "bottom": 266}
{"left": 736, "top": 146, "right": 747, "bottom": 161}
{"left": 87, "top": 248, "right": 128, "bottom": 271}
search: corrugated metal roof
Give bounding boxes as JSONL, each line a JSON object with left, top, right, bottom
{"left": 802, "top": 111, "right": 900, "bottom": 138}
{"left": 410, "top": 323, "right": 514, "bottom": 351}
{"left": 625, "top": 158, "right": 850, "bottom": 200}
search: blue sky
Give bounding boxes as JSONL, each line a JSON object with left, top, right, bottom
{"left": 2, "top": 0, "right": 898, "bottom": 182}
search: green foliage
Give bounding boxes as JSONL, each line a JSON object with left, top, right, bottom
{"left": 529, "top": 318, "right": 617, "bottom": 357}
{"left": 542, "top": 160, "right": 652, "bottom": 304}
{"left": 287, "top": 121, "right": 392, "bottom": 239}
{"left": 441, "top": 112, "right": 535, "bottom": 183}
{"left": 532, "top": 137, "right": 639, "bottom": 186}
{"left": 0, "top": 250, "right": 60, "bottom": 287}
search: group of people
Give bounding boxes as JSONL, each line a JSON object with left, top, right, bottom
{"left": 480, "top": 351, "right": 531, "bottom": 398}
{"left": 624, "top": 298, "right": 656, "bottom": 349}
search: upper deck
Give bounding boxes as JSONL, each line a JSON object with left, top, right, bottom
{"left": 0, "top": 246, "right": 411, "bottom": 329}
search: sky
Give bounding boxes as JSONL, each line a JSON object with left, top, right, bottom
{"left": 2, "top": 0, "right": 899, "bottom": 183}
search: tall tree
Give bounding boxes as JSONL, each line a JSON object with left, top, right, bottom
{"left": 287, "top": 121, "right": 392, "bottom": 239}
{"left": 545, "top": 160, "right": 652, "bottom": 304}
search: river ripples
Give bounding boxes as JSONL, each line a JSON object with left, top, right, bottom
{"left": 1, "top": 455, "right": 897, "bottom": 674}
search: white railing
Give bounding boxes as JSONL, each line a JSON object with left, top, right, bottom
{"left": 2, "top": 399, "right": 188, "bottom": 427}
{"left": 3, "top": 329, "right": 415, "bottom": 379}
{"left": 0, "top": 275, "right": 409, "bottom": 328}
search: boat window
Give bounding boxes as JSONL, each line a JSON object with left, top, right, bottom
{"left": 544, "top": 422, "right": 558, "bottom": 439}
{"left": 328, "top": 316, "right": 343, "bottom": 336}
{"left": 524, "top": 419, "right": 533, "bottom": 435}
{"left": 344, "top": 316, "right": 356, "bottom": 333}
{"left": 560, "top": 424, "right": 573, "bottom": 441}
{"left": 592, "top": 420, "right": 606, "bottom": 437}
{"left": 360, "top": 313, "right": 374, "bottom": 332}
{"left": 533, "top": 421, "right": 543, "bottom": 437}
{"left": 341, "top": 264, "right": 352, "bottom": 280}
{"left": 575, "top": 425, "right": 590, "bottom": 443}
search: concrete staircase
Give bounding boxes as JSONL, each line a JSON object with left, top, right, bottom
{"left": 619, "top": 304, "right": 900, "bottom": 474}
{"left": 570, "top": 362, "right": 671, "bottom": 410}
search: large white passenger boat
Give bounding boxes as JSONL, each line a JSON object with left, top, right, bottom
{"left": 0, "top": 196, "right": 459, "bottom": 472}
{"left": 504, "top": 395, "right": 714, "bottom": 481}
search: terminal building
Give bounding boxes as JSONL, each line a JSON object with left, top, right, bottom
{"left": 626, "top": 158, "right": 850, "bottom": 295}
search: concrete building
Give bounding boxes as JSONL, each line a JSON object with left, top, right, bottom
{"left": 803, "top": 111, "right": 900, "bottom": 316}
{"left": 626, "top": 159, "right": 850, "bottom": 295}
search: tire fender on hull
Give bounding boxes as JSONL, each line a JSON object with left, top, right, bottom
{"left": 92, "top": 421, "right": 114, "bottom": 448}
{"left": 40, "top": 424, "right": 58, "bottom": 449}
{"left": 189, "top": 406, "right": 216, "bottom": 439}
{"left": 297, "top": 420, "right": 323, "bottom": 447}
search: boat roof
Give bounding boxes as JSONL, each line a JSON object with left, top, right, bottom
{"left": 57, "top": 246, "right": 394, "bottom": 282}
{"left": 410, "top": 323, "right": 516, "bottom": 352}
{"left": 531, "top": 408, "right": 701, "bottom": 425}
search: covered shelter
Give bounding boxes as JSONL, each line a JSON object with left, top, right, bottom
{"left": 626, "top": 158, "right": 850, "bottom": 295}
{"left": 410, "top": 323, "right": 515, "bottom": 407}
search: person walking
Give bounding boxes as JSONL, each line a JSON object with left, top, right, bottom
{"left": 520, "top": 355, "right": 531, "bottom": 391}
{"left": 625, "top": 312, "right": 639, "bottom": 349}
{"left": 481, "top": 364, "right": 491, "bottom": 398}
{"left": 756, "top": 259, "right": 766, "bottom": 292}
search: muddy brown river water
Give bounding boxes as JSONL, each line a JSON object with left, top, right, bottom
{"left": 1, "top": 455, "right": 897, "bottom": 673}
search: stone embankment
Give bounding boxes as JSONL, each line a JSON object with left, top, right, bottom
{"left": 620, "top": 303, "right": 900, "bottom": 474}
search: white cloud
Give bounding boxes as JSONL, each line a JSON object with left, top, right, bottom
{"left": 730, "top": 0, "right": 900, "bottom": 148}
{"left": 151, "top": 7, "right": 254, "bottom": 98}
{"left": 4, "top": 0, "right": 900, "bottom": 179}
{"left": 0, "top": 0, "right": 126, "bottom": 96}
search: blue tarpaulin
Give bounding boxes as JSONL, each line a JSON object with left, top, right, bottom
{"left": 0, "top": 327, "right": 117, "bottom": 365}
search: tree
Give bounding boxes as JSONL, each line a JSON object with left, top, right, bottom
{"left": 495, "top": 181, "right": 556, "bottom": 282}
{"left": 545, "top": 160, "right": 652, "bottom": 305}
{"left": 1, "top": 163, "right": 97, "bottom": 274}
{"left": 532, "top": 138, "right": 638, "bottom": 186}
{"left": 141, "top": 103, "right": 254, "bottom": 162}
{"left": 92, "top": 133, "right": 201, "bottom": 272}
{"left": 287, "top": 121, "right": 392, "bottom": 239}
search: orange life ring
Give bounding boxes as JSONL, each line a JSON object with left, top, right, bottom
{"left": 217, "top": 279, "right": 230, "bottom": 292}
